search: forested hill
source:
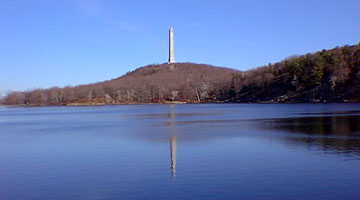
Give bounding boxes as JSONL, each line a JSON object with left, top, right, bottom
{"left": 228, "top": 43, "right": 360, "bottom": 103}
{"left": 3, "top": 63, "right": 239, "bottom": 106}
{"left": 2, "top": 43, "right": 360, "bottom": 106}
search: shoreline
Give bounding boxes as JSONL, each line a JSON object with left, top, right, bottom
{"left": 1, "top": 99, "right": 359, "bottom": 108}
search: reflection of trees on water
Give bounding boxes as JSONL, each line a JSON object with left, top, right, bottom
{"left": 263, "top": 115, "right": 360, "bottom": 156}
{"left": 272, "top": 115, "right": 360, "bottom": 136}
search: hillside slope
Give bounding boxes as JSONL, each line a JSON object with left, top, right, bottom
{"left": 226, "top": 43, "right": 360, "bottom": 103}
{"left": 3, "top": 63, "right": 238, "bottom": 105}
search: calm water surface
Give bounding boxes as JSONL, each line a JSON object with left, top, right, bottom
{"left": 0, "top": 104, "right": 360, "bottom": 199}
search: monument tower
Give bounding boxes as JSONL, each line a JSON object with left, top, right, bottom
{"left": 168, "top": 27, "right": 175, "bottom": 63}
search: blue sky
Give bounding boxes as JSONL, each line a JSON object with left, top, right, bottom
{"left": 1, "top": 0, "right": 359, "bottom": 93}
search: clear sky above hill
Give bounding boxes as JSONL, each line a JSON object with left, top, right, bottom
{"left": 1, "top": 0, "right": 360, "bottom": 93}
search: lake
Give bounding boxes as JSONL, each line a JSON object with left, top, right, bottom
{"left": 0, "top": 104, "right": 360, "bottom": 199}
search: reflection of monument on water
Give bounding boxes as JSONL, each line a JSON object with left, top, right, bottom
{"left": 168, "top": 104, "right": 177, "bottom": 177}
{"left": 170, "top": 136, "right": 177, "bottom": 177}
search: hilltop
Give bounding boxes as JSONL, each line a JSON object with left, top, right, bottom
{"left": 3, "top": 63, "right": 238, "bottom": 106}
{"left": 2, "top": 43, "right": 360, "bottom": 106}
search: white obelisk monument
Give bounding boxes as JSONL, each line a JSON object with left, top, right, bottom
{"left": 168, "top": 27, "right": 175, "bottom": 63}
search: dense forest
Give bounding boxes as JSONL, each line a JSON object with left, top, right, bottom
{"left": 2, "top": 43, "right": 360, "bottom": 106}
{"left": 228, "top": 43, "right": 360, "bottom": 103}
